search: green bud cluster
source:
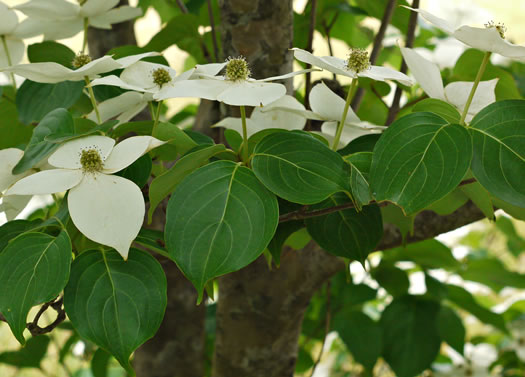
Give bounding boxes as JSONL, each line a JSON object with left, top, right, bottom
{"left": 225, "top": 56, "right": 251, "bottom": 81}
{"left": 152, "top": 68, "right": 172, "bottom": 88}
{"left": 72, "top": 53, "right": 92, "bottom": 69}
{"left": 345, "top": 48, "right": 370, "bottom": 74}
{"left": 485, "top": 20, "right": 507, "bottom": 39}
{"left": 80, "top": 149, "right": 103, "bottom": 173}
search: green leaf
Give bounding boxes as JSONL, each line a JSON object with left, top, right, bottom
{"left": 413, "top": 98, "right": 461, "bottom": 124}
{"left": 330, "top": 272, "right": 377, "bottom": 310}
{"left": 148, "top": 144, "right": 226, "bottom": 223}
{"left": 267, "top": 221, "right": 304, "bottom": 266}
{"left": 64, "top": 249, "right": 167, "bottom": 374}
{"left": 13, "top": 108, "right": 75, "bottom": 174}
{"left": 28, "top": 41, "right": 75, "bottom": 67}
{"left": 424, "top": 188, "right": 469, "bottom": 215}
{"left": 252, "top": 131, "right": 351, "bottom": 204}
{"left": 492, "top": 196, "right": 525, "bottom": 220}
{"left": 134, "top": 228, "right": 170, "bottom": 259}
{"left": 16, "top": 80, "right": 84, "bottom": 125}
{"left": 0, "top": 94, "right": 33, "bottom": 149}
{"left": 380, "top": 296, "right": 441, "bottom": 377}
{"left": 370, "top": 112, "right": 472, "bottom": 215}
{"left": 384, "top": 239, "right": 460, "bottom": 270}
{"left": 446, "top": 284, "right": 506, "bottom": 332}
{"left": 333, "top": 310, "right": 382, "bottom": 371}
{"left": 437, "top": 305, "right": 466, "bottom": 355}
{"left": 91, "top": 348, "right": 111, "bottom": 377}
{"left": 0, "top": 219, "right": 41, "bottom": 252}
{"left": 459, "top": 182, "right": 494, "bottom": 220}
{"left": 469, "top": 100, "right": 525, "bottom": 208}
{"left": 0, "top": 231, "right": 72, "bottom": 344}
{"left": 116, "top": 154, "right": 152, "bottom": 189}
{"left": 381, "top": 204, "right": 414, "bottom": 243}
{"left": 165, "top": 161, "right": 279, "bottom": 301}
{"left": 305, "top": 195, "right": 383, "bottom": 263}
{"left": 338, "top": 134, "right": 380, "bottom": 155}
{"left": 495, "top": 216, "right": 525, "bottom": 256}
{"left": 459, "top": 257, "right": 525, "bottom": 292}
{"left": 44, "top": 118, "right": 118, "bottom": 144}
{"left": 152, "top": 121, "right": 199, "bottom": 160}
{"left": 344, "top": 152, "right": 373, "bottom": 208}
{"left": 0, "top": 335, "right": 50, "bottom": 368}
{"left": 372, "top": 262, "right": 410, "bottom": 297}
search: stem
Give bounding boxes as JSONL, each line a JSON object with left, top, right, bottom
{"left": 82, "top": 18, "right": 89, "bottom": 53}
{"left": 154, "top": 100, "right": 163, "bottom": 129}
{"left": 331, "top": 78, "right": 358, "bottom": 151}
{"left": 84, "top": 76, "right": 101, "bottom": 124}
{"left": 1, "top": 36, "right": 17, "bottom": 92}
{"left": 304, "top": 0, "right": 318, "bottom": 121}
{"left": 459, "top": 51, "right": 491, "bottom": 126}
{"left": 240, "top": 105, "right": 249, "bottom": 162}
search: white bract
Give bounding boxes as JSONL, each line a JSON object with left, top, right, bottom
{"left": 0, "top": 148, "right": 32, "bottom": 220}
{"left": 154, "top": 57, "right": 313, "bottom": 107}
{"left": 212, "top": 95, "right": 306, "bottom": 137}
{"left": 401, "top": 47, "right": 498, "bottom": 121}
{"left": 0, "top": 2, "right": 31, "bottom": 69}
{"left": 404, "top": 6, "right": 525, "bottom": 60}
{"left": 14, "top": 0, "right": 142, "bottom": 40}
{"left": 292, "top": 48, "right": 413, "bottom": 85}
{"left": 266, "top": 82, "right": 385, "bottom": 148}
{"left": 5, "top": 135, "right": 165, "bottom": 259}
{"left": 2, "top": 52, "right": 158, "bottom": 84}
{"left": 434, "top": 343, "right": 497, "bottom": 377}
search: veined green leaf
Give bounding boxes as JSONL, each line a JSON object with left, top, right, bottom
{"left": 344, "top": 151, "right": 373, "bottom": 208}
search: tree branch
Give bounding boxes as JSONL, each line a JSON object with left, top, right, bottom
{"left": 26, "top": 296, "right": 66, "bottom": 336}
{"left": 351, "top": 0, "right": 397, "bottom": 112}
{"left": 386, "top": 0, "right": 420, "bottom": 126}
{"left": 304, "top": 0, "right": 319, "bottom": 128}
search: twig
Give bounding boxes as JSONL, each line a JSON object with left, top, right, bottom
{"left": 351, "top": 0, "right": 398, "bottom": 112}
{"left": 278, "top": 177, "right": 477, "bottom": 223}
{"left": 174, "top": 0, "right": 212, "bottom": 63}
{"left": 207, "top": 0, "right": 220, "bottom": 62}
{"left": 308, "top": 282, "right": 331, "bottom": 377}
{"left": 304, "top": 0, "right": 318, "bottom": 126}
{"left": 386, "top": 0, "right": 420, "bottom": 126}
{"left": 26, "top": 296, "right": 67, "bottom": 336}
{"left": 370, "top": 84, "right": 389, "bottom": 108}
{"left": 322, "top": 14, "right": 339, "bottom": 80}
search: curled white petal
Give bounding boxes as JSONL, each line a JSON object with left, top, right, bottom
{"left": 68, "top": 173, "right": 145, "bottom": 260}
{"left": 0, "top": 148, "right": 24, "bottom": 192}
{"left": 88, "top": 91, "right": 147, "bottom": 124}
{"left": 359, "top": 65, "right": 413, "bottom": 86}
{"left": 48, "top": 135, "right": 116, "bottom": 169}
{"left": 120, "top": 61, "right": 176, "bottom": 92}
{"left": 80, "top": 0, "right": 119, "bottom": 17}
{"left": 310, "top": 82, "right": 360, "bottom": 123}
{"left": 217, "top": 81, "right": 286, "bottom": 106}
{"left": 401, "top": 6, "right": 456, "bottom": 34}
{"left": 5, "top": 169, "right": 83, "bottom": 196}
{"left": 0, "top": 3, "right": 19, "bottom": 35}
{"left": 103, "top": 136, "right": 165, "bottom": 174}
{"left": 400, "top": 47, "right": 445, "bottom": 100}
{"left": 155, "top": 78, "right": 229, "bottom": 101}
{"left": 90, "top": 6, "right": 142, "bottom": 28}
{"left": 250, "top": 95, "right": 306, "bottom": 131}
{"left": 454, "top": 26, "right": 525, "bottom": 59}
{"left": 15, "top": 0, "right": 80, "bottom": 21}
{"left": 1, "top": 195, "right": 32, "bottom": 221}
{"left": 444, "top": 79, "right": 498, "bottom": 120}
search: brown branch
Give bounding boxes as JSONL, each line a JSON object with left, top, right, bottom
{"left": 351, "top": 0, "right": 398, "bottom": 112}
{"left": 279, "top": 178, "right": 478, "bottom": 223}
{"left": 304, "top": 0, "right": 318, "bottom": 127}
{"left": 26, "top": 296, "right": 66, "bottom": 336}
{"left": 207, "top": 0, "right": 219, "bottom": 62}
{"left": 386, "top": 0, "right": 421, "bottom": 126}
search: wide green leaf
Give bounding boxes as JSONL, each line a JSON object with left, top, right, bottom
{"left": 370, "top": 112, "right": 472, "bottom": 215}
{"left": 267, "top": 221, "right": 304, "bottom": 266}
{"left": 380, "top": 296, "right": 441, "bottom": 377}
{"left": 344, "top": 151, "right": 373, "bottom": 208}
{"left": 27, "top": 41, "right": 75, "bottom": 67}
{"left": 165, "top": 160, "right": 279, "bottom": 301}
{"left": 0, "top": 335, "right": 50, "bottom": 368}
{"left": 148, "top": 144, "right": 226, "bottom": 223}
{"left": 413, "top": 98, "right": 461, "bottom": 124}
{"left": 469, "top": 100, "right": 525, "bottom": 208}
{"left": 13, "top": 108, "right": 75, "bottom": 174}
{"left": 437, "top": 305, "right": 465, "bottom": 355}
{"left": 0, "top": 231, "right": 72, "bottom": 344}
{"left": 333, "top": 310, "right": 382, "bottom": 371}
{"left": 372, "top": 262, "right": 410, "bottom": 297}
{"left": 384, "top": 239, "right": 460, "bottom": 270}
{"left": 305, "top": 194, "right": 383, "bottom": 263}
{"left": 459, "top": 258, "right": 525, "bottom": 292}
{"left": 16, "top": 80, "right": 84, "bottom": 125}
{"left": 0, "top": 91, "right": 33, "bottom": 149}
{"left": 252, "top": 131, "right": 352, "bottom": 204}
{"left": 0, "top": 219, "right": 41, "bottom": 252}
{"left": 63, "top": 249, "right": 167, "bottom": 374}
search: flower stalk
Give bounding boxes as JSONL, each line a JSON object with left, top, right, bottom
{"left": 154, "top": 100, "right": 163, "bottom": 129}
{"left": 240, "top": 105, "right": 249, "bottom": 162}
{"left": 332, "top": 79, "right": 358, "bottom": 150}
{"left": 459, "top": 51, "right": 491, "bottom": 126}
{"left": 84, "top": 76, "right": 101, "bottom": 124}
{"left": 1, "top": 36, "right": 17, "bottom": 92}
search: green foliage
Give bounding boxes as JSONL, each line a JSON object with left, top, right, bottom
{"left": 0, "top": 335, "right": 50, "bottom": 368}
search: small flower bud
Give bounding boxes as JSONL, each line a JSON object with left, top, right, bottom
{"left": 152, "top": 68, "right": 172, "bottom": 88}
{"left": 80, "top": 148, "right": 103, "bottom": 173}
{"left": 72, "top": 53, "right": 92, "bottom": 69}
{"left": 225, "top": 56, "right": 251, "bottom": 81}
{"left": 485, "top": 20, "right": 507, "bottom": 39}
{"left": 345, "top": 48, "right": 371, "bottom": 74}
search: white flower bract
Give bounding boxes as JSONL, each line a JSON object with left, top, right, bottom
{"left": 0, "top": 2, "right": 28, "bottom": 69}
{"left": 5, "top": 135, "right": 165, "bottom": 259}
{"left": 0, "top": 148, "right": 32, "bottom": 220}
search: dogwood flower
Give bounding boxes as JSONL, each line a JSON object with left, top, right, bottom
{"left": 400, "top": 47, "right": 498, "bottom": 121}
{"left": 2, "top": 52, "right": 157, "bottom": 84}
{"left": 0, "top": 2, "right": 30, "bottom": 69}
{"left": 0, "top": 148, "right": 32, "bottom": 221}
{"left": 154, "top": 56, "right": 313, "bottom": 106}
{"left": 87, "top": 91, "right": 149, "bottom": 125}
{"left": 404, "top": 6, "right": 525, "bottom": 60}
{"left": 266, "top": 82, "right": 385, "bottom": 148}
{"left": 5, "top": 135, "right": 165, "bottom": 259}
{"left": 434, "top": 343, "right": 496, "bottom": 377}
{"left": 292, "top": 48, "right": 413, "bottom": 85}
{"left": 14, "top": 0, "right": 142, "bottom": 40}
{"left": 212, "top": 95, "right": 307, "bottom": 137}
